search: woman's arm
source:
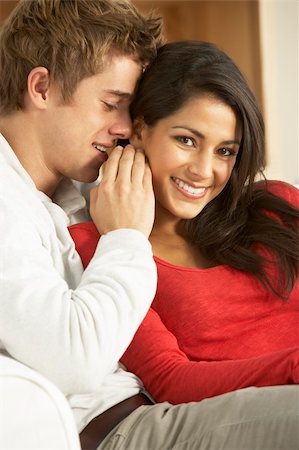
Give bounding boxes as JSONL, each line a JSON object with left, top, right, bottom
{"left": 121, "top": 307, "right": 299, "bottom": 403}
{"left": 69, "top": 219, "right": 298, "bottom": 403}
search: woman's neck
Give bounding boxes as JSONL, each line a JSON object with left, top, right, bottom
{"left": 149, "top": 220, "right": 213, "bottom": 269}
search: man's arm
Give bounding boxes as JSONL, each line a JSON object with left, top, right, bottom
{"left": 0, "top": 146, "right": 156, "bottom": 395}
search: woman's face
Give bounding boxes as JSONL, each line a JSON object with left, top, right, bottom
{"left": 133, "top": 95, "right": 242, "bottom": 223}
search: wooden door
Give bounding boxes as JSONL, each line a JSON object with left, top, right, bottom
{"left": 133, "top": 0, "right": 263, "bottom": 109}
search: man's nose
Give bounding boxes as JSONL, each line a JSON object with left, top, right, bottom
{"left": 109, "top": 112, "right": 132, "bottom": 140}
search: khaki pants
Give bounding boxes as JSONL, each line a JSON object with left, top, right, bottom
{"left": 99, "top": 386, "right": 299, "bottom": 450}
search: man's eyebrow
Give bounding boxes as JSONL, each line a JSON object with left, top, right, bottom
{"left": 104, "top": 90, "right": 132, "bottom": 100}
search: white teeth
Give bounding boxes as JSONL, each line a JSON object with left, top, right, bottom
{"left": 93, "top": 143, "right": 116, "bottom": 152}
{"left": 93, "top": 144, "right": 107, "bottom": 153}
{"left": 172, "top": 177, "right": 205, "bottom": 195}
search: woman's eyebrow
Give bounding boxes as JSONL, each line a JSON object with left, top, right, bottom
{"left": 172, "top": 125, "right": 241, "bottom": 145}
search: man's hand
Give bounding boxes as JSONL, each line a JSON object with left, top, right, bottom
{"left": 90, "top": 145, "right": 155, "bottom": 238}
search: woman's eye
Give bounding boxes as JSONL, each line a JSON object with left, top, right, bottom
{"left": 176, "top": 136, "right": 194, "bottom": 147}
{"left": 218, "top": 147, "right": 236, "bottom": 157}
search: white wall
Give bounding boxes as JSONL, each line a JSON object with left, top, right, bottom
{"left": 259, "top": 0, "right": 299, "bottom": 186}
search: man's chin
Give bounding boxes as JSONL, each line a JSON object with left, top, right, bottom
{"left": 74, "top": 170, "right": 101, "bottom": 185}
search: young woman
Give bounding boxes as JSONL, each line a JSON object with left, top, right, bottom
{"left": 69, "top": 41, "right": 299, "bottom": 405}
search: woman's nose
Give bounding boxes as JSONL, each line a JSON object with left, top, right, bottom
{"left": 188, "top": 151, "right": 214, "bottom": 179}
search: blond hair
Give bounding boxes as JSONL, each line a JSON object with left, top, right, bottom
{"left": 0, "top": 0, "right": 163, "bottom": 114}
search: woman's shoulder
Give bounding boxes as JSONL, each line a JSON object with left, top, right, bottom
{"left": 68, "top": 221, "right": 100, "bottom": 269}
{"left": 254, "top": 180, "right": 299, "bottom": 207}
{"left": 69, "top": 221, "right": 99, "bottom": 236}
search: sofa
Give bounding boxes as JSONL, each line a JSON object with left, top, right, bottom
{"left": 0, "top": 354, "right": 81, "bottom": 450}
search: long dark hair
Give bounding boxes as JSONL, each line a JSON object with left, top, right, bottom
{"left": 131, "top": 41, "right": 299, "bottom": 299}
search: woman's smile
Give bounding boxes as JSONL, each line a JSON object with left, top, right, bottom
{"left": 171, "top": 176, "right": 207, "bottom": 198}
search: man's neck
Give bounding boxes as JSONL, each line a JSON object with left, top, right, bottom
{"left": 0, "top": 113, "right": 61, "bottom": 198}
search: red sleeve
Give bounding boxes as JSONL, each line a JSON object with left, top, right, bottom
{"left": 121, "top": 307, "right": 299, "bottom": 403}
{"left": 68, "top": 221, "right": 100, "bottom": 269}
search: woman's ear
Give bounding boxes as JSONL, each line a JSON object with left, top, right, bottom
{"left": 27, "top": 67, "right": 50, "bottom": 109}
{"left": 130, "top": 116, "right": 145, "bottom": 148}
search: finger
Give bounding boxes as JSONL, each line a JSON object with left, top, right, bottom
{"left": 116, "top": 144, "right": 136, "bottom": 183}
{"left": 143, "top": 161, "right": 153, "bottom": 190}
{"left": 131, "top": 148, "right": 146, "bottom": 185}
{"left": 98, "top": 161, "right": 106, "bottom": 182}
{"left": 100, "top": 145, "right": 123, "bottom": 183}
{"left": 89, "top": 186, "right": 98, "bottom": 214}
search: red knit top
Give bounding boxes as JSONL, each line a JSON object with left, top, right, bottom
{"left": 69, "top": 181, "right": 299, "bottom": 403}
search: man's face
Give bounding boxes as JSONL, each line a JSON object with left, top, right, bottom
{"left": 40, "top": 54, "right": 142, "bottom": 188}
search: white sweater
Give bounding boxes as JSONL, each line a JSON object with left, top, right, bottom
{"left": 0, "top": 134, "right": 157, "bottom": 431}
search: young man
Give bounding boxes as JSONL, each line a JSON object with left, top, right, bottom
{"left": 0, "top": 1, "right": 298, "bottom": 449}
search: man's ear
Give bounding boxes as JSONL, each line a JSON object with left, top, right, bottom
{"left": 27, "top": 67, "right": 51, "bottom": 109}
{"left": 130, "top": 116, "right": 146, "bottom": 147}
